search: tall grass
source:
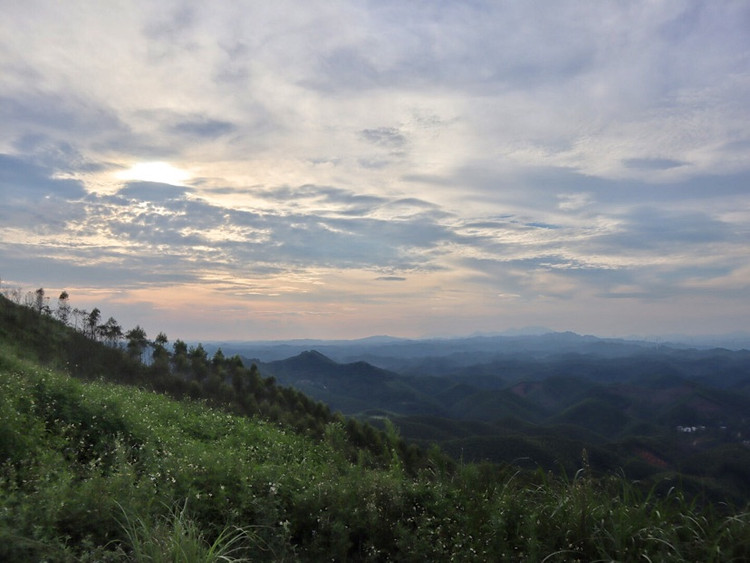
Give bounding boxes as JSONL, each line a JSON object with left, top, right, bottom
{"left": 118, "top": 501, "right": 255, "bottom": 562}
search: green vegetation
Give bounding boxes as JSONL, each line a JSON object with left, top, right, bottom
{"left": 256, "top": 344, "right": 750, "bottom": 502}
{"left": 0, "top": 291, "right": 406, "bottom": 470}
{"left": 1, "top": 292, "right": 750, "bottom": 560}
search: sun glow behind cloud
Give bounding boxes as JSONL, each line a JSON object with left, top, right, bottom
{"left": 115, "top": 162, "right": 191, "bottom": 186}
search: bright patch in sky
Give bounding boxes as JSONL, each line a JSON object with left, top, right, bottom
{"left": 115, "top": 162, "right": 190, "bottom": 186}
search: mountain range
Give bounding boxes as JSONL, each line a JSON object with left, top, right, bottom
{"left": 225, "top": 334, "right": 750, "bottom": 500}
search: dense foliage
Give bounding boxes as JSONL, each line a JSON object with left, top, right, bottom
{"left": 1, "top": 292, "right": 750, "bottom": 560}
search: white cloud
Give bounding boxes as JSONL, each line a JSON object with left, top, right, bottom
{"left": 557, "top": 193, "right": 593, "bottom": 211}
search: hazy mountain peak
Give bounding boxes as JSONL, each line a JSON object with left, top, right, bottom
{"left": 291, "top": 350, "right": 336, "bottom": 364}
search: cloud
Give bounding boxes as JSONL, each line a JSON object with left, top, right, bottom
{"left": 0, "top": 93, "right": 124, "bottom": 142}
{"left": 252, "top": 184, "right": 386, "bottom": 212}
{"left": 310, "top": 46, "right": 382, "bottom": 91}
{"left": 126, "top": 109, "right": 240, "bottom": 143}
{"left": 0, "top": 174, "right": 459, "bottom": 288}
{"left": 170, "top": 118, "right": 236, "bottom": 139}
{"left": 592, "top": 207, "right": 737, "bottom": 252}
{"left": 117, "top": 181, "right": 195, "bottom": 202}
{"left": 360, "top": 127, "right": 407, "bottom": 148}
{"left": 557, "top": 193, "right": 592, "bottom": 211}
{"left": 2, "top": 2, "right": 750, "bottom": 338}
{"left": 622, "top": 158, "right": 687, "bottom": 171}
{"left": 0, "top": 154, "right": 86, "bottom": 201}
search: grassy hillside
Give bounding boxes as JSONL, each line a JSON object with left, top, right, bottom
{"left": 4, "top": 343, "right": 750, "bottom": 561}
{"left": 2, "top": 295, "right": 750, "bottom": 560}
{"left": 0, "top": 294, "right": 420, "bottom": 470}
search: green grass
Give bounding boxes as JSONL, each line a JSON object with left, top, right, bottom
{"left": 117, "top": 500, "right": 255, "bottom": 563}
{"left": 2, "top": 341, "right": 750, "bottom": 561}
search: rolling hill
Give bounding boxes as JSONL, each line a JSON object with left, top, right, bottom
{"left": 245, "top": 345, "right": 750, "bottom": 501}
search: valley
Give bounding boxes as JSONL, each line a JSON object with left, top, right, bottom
{"left": 221, "top": 336, "right": 750, "bottom": 501}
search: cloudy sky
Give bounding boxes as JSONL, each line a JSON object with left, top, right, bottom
{"left": 2, "top": 1, "right": 749, "bottom": 341}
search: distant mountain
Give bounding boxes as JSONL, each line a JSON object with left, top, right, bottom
{"left": 206, "top": 330, "right": 750, "bottom": 374}
{"left": 203, "top": 331, "right": 750, "bottom": 377}
{"left": 638, "top": 332, "right": 750, "bottom": 350}
{"left": 233, "top": 342, "right": 750, "bottom": 498}
{"left": 246, "top": 345, "right": 750, "bottom": 425}
{"left": 255, "top": 351, "right": 447, "bottom": 416}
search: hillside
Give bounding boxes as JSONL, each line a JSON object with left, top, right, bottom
{"left": 249, "top": 347, "right": 750, "bottom": 501}
{"left": 257, "top": 351, "right": 445, "bottom": 415}
{"left": 2, "top": 294, "right": 750, "bottom": 560}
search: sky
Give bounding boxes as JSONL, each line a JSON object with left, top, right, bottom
{"left": 1, "top": 1, "right": 749, "bottom": 342}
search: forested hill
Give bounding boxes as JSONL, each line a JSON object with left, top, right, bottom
{"left": 2, "top": 292, "right": 750, "bottom": 560}
{"left": 254, "top": 346, "right": 750, "bottom": 502}
{"left": 0, "top": 292, "right": 429, "bottom": 471}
